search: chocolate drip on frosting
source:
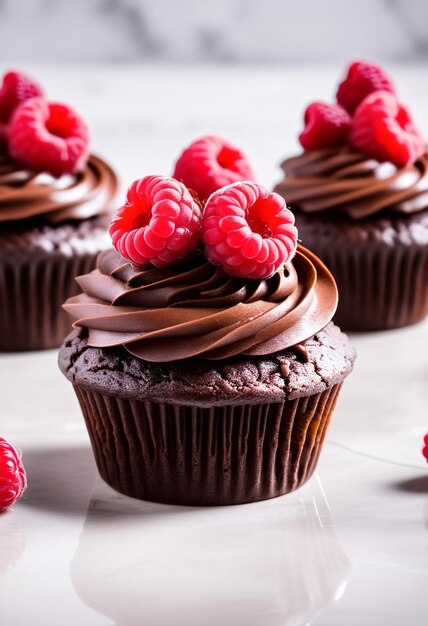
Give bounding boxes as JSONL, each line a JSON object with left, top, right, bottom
{"left": 64, "top": 246, "right": 337, "bottom": 362}
{"left": 0, "top": 154, "right": 118, "bottom": 223}
{"left": 275, "top": 148, "right": 428, "bottom": 219}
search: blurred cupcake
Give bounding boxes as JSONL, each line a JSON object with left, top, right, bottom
{"left": 0, "top": 70, "right": 118, "bottom": 351}
{"left": 274, "top": 61, "right": 428, "bottom": 331}
{"left": 59, "top": 172, "right": 355, "bottom": 506}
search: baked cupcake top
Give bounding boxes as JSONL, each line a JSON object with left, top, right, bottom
{"left": 275, "top": 61, "right": 428, "bottom": 220}
{"left": 64, "top": 169, "right": 338, "bottom": 362}
{"left": 0, "top": 70, "right": 118, "bottom": 224}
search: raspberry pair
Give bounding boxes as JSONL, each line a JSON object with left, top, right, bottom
{"left": 0, "top": 70, "right": 89, "bottom": 176}
{"left": 299, "top": 61, "right": 424, "bottom": 167}
{"left": 110, "top": 174, "right": 297, "bottom": 280}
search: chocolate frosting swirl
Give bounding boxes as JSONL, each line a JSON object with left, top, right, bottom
{"left": 0, "top": 154, "right": 118, "bottom": 224}
{"left": 63, "top": 246, "right": 337, "bottom": 362}
{"left": 275, "top": 148, "right": 428, "bottom": 219}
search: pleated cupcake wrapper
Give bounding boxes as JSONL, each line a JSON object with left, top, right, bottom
{"left": 315, "top": 243, "right": 428, "bottom": 332}
{"left": 74, "top": 383, "right": 342, "bottom": 506}
{"left": 0, "top": 253, "right": 98, "bottom": 351}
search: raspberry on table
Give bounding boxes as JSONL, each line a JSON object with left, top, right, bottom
{"left": 8, "top": 98, "right": 89, "bottom": 177}
{"left": 0, "top": 70, "right": 43, "bottom": 123}
{"left": 336, "top": 60, "right": 395, "bottom": 114}
{"left": 0, "top": 438, "right": 26, "bottom": 512}
{"left": 423, "top": 434, "right": 428, "bottom": 463}
{"left": 350, "top": 91, "right": 424, "bottom": 167}
{"left": 173, "top": 135, "right": 254, "bottom": 200}
{"left": 110, "top": 175, "right": 202, "bottom": 268}
{"left": 202, "top": 181, "right": 298, "bottom": 279}
{"left": 299, "top": 102, "right": 351, "bottom": 150}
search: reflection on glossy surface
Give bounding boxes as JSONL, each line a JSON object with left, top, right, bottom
{"left": 0, "top": 512, "right": 25, "bottom": 575}
{"left": 71, "top": 477, "right": 349, "bottom": 626}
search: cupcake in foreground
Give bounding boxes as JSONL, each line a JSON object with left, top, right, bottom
{"left": 274, "top": 61, "right": 428, "bottom": 331}
{"left": 59, "top": 171, "right": 355, "bottom": 506}
{"left": 0, "top": 70, "right": 118, "bottom": 351}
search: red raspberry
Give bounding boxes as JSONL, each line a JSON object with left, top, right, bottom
{"left": 202, "top": 181, "right": 297, "bottom": 279}
{"left": 173, "top": 135, "right": 254, "bottom": 200}
{"left": 299, "top": 102, "right": 351, "bottom": 151}
{"left": 8, "top": 98, "right": 89, "bottom": 177}
{"left": 110, "top": 175, "right": 202, "bottom": 268}
{"left": 350, "top": 91, "right": 424, "bottom": 167}
{"left": 0, "top": 438, "right": 26, "bottom": 512}
{"left": 0, "top": 70, "right": 43, "bottom": 123}
{"left": 423, "top": 434, "right": 428, "bottom": 463}
{"left": 336, "top": 60, "right": 395, "bottom": 114}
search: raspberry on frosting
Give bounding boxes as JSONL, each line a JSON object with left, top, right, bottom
{"left": 299, "top": 102, "right": 351, "bottom": 150}
{"left": 110, "top": 175, "right": 202, "bottom": 268}
{"left": 173, "top": 135, "right": 254, "bottom": 200}
{"left": 350, "top": 91, "right": 425, "bottom": 167}
{"left": 0, "top": 70, "right": 43, "bottom": 123}
{"left": 202, "top": 181, "right": 298, "bottom": 279}
{"left": 336, "top": 60, "right": 395, "bottom": 114}
{"left": 0, "top": 437, "right": 26, "bottom": 512}
{"left": 295, "top": 60, "right": 425, "bottom": 168}
{"left": 8, "top": 98, "right": 90, "bottom": 177}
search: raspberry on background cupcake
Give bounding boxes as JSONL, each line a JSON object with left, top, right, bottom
{"left": 0, "top": 70, "right": 43, "bottom": 152}
{"left": 274, "top": 61, "right": 428, "bottom": 332}
{"left": 59, "top": 172, "right": 355, "bottom": 506}
{"left": 0, "top": 70, "right": 118, "bottom": 351}
{"left": 173, "top": 135, "right": 254, "bottom": 200}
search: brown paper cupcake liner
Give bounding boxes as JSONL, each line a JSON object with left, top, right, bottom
{"left": 73, "top": 383, "right": 342, "bottom": 506}
{"left": 0, "top": 252, "right": 98, "bottom": 351}
{"left": 313, "top": 243, "right": 428, "bottom": 332}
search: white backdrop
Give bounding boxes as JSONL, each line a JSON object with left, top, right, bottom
{"left": 0, "top": 0, "right": 427, "bottom": 63}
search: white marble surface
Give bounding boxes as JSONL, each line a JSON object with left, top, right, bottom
{"left": 0, "top": 0, "right": 427, "bottom": 62}
{"left": 0, "top": 64, "right": 428, "bottom": 625}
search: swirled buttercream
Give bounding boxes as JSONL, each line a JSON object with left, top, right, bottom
{"left": 63, "top": 245, "right": 337, "bottom": 362}
{"left": 0, "top": 154, "right": 118, "bottom": 223}
{"left": 275, "top": 148, "right": 428, "bottom": 219}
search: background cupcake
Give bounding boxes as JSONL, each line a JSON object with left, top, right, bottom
{"left": 0, "top": 70, "right": 118, "bottom": 350}
{"left": 274, "top": 61, "right": 428, "bottom": 331}
{"left": 59, "top": 171, "right": 355, "bottom": 506}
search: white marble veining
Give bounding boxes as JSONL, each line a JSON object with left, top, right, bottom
{"left": 0, "top": 65, "right": 427, "bottom": 625}
{"left": 0, "top": 0, "right": 427, "bottom": 62}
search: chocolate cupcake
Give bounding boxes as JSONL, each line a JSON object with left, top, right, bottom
{"left": 59, "top": 176, "right": 355, "bottom": 506}
{"left": 0, "top": 71, "right": 118, "bottom": 350}
{"left": 274, "top": 61, "right": 428, "bottom": 331}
